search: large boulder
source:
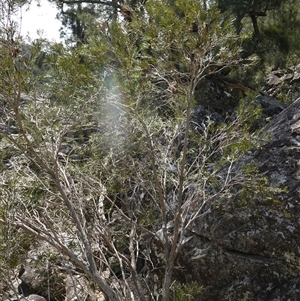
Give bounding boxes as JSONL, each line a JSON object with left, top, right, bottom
{"left": 254, "top": 94, "right": 286, "bottom": 118}
{"left": 180, "top": 98, "right": 300, "bottom": 300}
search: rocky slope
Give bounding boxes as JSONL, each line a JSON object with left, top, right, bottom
{"left": 181, "top": 98, "right": 300, "bottom": 300}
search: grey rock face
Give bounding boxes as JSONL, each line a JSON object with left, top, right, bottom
{"left": 177, "top": 98, "right": 300, "bottom": 300}
{"left": 255, "top": 94, "right": 286, "bottom": 117}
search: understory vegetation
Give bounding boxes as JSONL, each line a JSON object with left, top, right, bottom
{"left": 0, "top": 0, "right": 299, "bottom": 300}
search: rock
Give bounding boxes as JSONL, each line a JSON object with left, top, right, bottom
{"left": 266, "top": 69, "right": 293, "bottom": 86}
{"left": 176, "top": 98, "right": 300, "bottom": 300}
{"left": 255, "top": 94, "right": 286, "bottom": 117}
{"left": 1, "top": 243, "right": 104, "bottom": 301}
{"left": 264, "top": 65, "right": 300, "bottom": 101}
{"left": 1, "top": 250, "right": 65, "bottom": 301}
{"left": 64, "top": 275, "right": 105, "bottom": 301}
{"left": 64, "top": 275, "right": 88, "bottom": 301}
{"left": 27, "top": 295, "right": 47, "bottom": 301}
{"left": 3, "top": 294, "right": 46, "bottom": 301}
{"left": 190, "top": 105, "right": 223, "bottom": 131}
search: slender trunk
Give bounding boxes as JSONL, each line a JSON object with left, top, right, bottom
{"left": 162, "top": 266, "right": 173, "bottom": 301}
{"left": 162, "top": 82, "right": 194, "bottom": 301}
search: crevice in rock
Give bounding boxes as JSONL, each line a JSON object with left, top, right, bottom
{"left": 222, "top": 247, "right": 284, "bottom": 263}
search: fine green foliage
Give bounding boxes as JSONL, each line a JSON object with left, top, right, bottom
{"left": 171, "top": 281, "right": 203, "bottom": 301}
{"left": 0, "top": 0, "right": 287, "bottom": 301}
